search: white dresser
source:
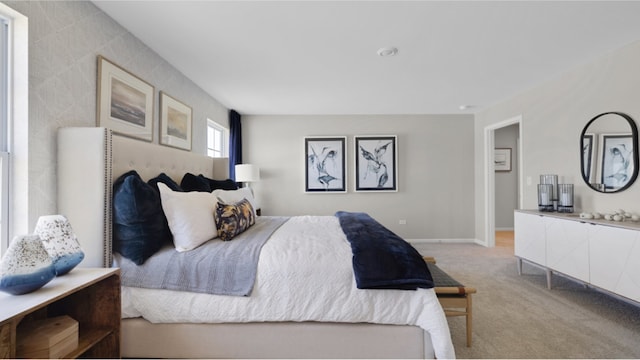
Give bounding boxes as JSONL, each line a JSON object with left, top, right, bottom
{"left": 514, "top": 210, "right": 640, "bottom": 304}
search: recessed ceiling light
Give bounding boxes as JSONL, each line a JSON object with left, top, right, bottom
{"left": 459, "top": 105, "right": 476, "bottom": 110}
{"left": 377, "top": 47, "right": 398, "bottom": 57}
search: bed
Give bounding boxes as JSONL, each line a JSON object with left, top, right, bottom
{"left": 57, "top": 127, "right": 455, "bottom": 359}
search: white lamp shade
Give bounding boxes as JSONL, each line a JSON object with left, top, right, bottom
{"left": 235, "top": 164, "right": 260, "bottom": 182}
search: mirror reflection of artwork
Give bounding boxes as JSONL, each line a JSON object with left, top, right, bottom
{"left": 601, "top": 135, "right": 634, "bottom": 190}
{"left": 582, "top": 134, "right": 594, "bottom": 182}
{"left": 304, "top": 137, "right": 346, "bottom": 193}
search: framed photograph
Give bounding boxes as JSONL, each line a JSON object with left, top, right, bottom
{"left": 159, "top": 91, "right": 192, "bottom": 151}
{"left": 355, "top": 135, "right": 397, "bottom": 192}
{"left": 581, "top": 133, "right": 596, "bottom": 182}
{"left": 305, "top": 136, "right": 346, "bottom": 193}
{"left": 97, "top": 55, "right": 154, "bottom": 141}
{"left": 599, "top": 134, "right": 634, "bottom": 190}
{"left": 494, "top": 148, "right": 512, "bottom": 172}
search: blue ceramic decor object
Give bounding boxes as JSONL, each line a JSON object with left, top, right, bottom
{"left": 0, "top": 234, "right": 57, "bottom": 295}
{"left": 33, "top": 215, "right": 85, "bottom": 275}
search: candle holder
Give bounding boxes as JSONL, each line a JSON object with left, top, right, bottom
{"left": 557, "top": 184, "right": 574, "bottom": 213}
{"left": 538, "top": 184, "right": 554, "bottom": 212}
{"left": 540, "top": 174, "right": 558, "bottom": 209}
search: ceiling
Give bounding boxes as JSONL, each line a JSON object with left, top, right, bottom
{"left": 92, "top": 1, "right": 640, "bottom": 115}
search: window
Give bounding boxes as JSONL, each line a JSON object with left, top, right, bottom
{"left": 0, "top": 16, "right": 9, "bottom": 255}
{"left": 0, "top": 4, "right": 28, "bottom": 256}
{"left": 207, "top": 119, "right": 228, "bottom": 158}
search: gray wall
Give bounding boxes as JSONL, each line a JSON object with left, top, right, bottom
{"left": 15, "top": 0, "right": 640, "bottom": 244}
{"left": 7, "top": 0, "right": 475, "bottom": 242}
{"left": 4, "top": 1, "right": 228, "bottom": 230}
{"left": 495, "top": 124, "right": 519, "bottom": 229}
{"left": 475, "top": 40, "right": 640, "bottom": 243}
{"left": 243, "top": 115, "right": 476, "bottom": 240}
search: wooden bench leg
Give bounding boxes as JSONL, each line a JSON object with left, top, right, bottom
{"left": 466, "top": 293, "right": 472, "bottom": 347}
{"left": 425, "top": 257, "right": 476, "bottom": 347}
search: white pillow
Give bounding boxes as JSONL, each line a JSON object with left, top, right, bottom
{"left": 157, "top": 183, "right": 218, "bottom": 252}
{"left": 213, "top": 187, "right": 258, "bottom": 216}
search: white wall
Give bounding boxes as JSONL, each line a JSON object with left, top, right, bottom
{"left": 475, "top": 40, "right": 640, "bottom": 243}
{"left": 3, "top": 1, "right": 227, "bottom": 229}
{"left": 244, "top": 114, "right": 476, "bottom": 240}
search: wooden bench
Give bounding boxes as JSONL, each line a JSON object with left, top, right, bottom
{"left": 423, "top": 256, "right": 476, "bottom": 347}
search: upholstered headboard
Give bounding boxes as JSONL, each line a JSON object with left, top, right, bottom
{"left": 57, "top": 127, "right": 229, "bottom": 267}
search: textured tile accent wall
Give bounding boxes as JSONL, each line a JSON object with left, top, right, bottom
{"left": 3, "top": 1, "right": 228, "bottom": 228}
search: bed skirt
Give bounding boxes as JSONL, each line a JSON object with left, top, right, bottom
{"left": 121, "top": 317, "right": 435, "bottom": 359}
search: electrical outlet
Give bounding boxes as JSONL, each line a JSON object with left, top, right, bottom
{"left": 399, "top": 219, "right": 407, "bottom": 225}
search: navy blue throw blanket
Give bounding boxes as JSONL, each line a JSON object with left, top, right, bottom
{"left": 335, "top": 211, "right": 434, "bottom": 290}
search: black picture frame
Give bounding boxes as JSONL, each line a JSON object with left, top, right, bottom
{"left": 355, "top": 135, "right": 398, "bottom": 192}
{"left": 600, "top": 134, "right": 634, "bottom": 190}
{"left": 304, "top": 136, "right": 347, "bottom": 193}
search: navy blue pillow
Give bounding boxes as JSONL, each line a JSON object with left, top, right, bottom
{"left": 199, "top": 175, "right": 238, "bottom": 191}
{"left": 180, "top": 173, "right": 211, "bottom": 192}
{"left": 113, "top": 170, "right": 171, "bottom": 265}
{"left": 148, "top": 173, "right": 182, "bottom": 193}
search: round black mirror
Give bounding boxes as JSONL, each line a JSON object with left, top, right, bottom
{"left": 580, "top": 112, "right": 638, "bottom": 193}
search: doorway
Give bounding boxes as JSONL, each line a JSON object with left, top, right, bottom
{"left": 494, "top": 124, "right": 519, "bottom": 249}
{"left": 483, "top": 115, "right": 523, "bottom": 248}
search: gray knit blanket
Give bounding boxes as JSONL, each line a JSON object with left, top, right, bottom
{"left": 113, "top": 216, "right": 289, "bottom": 296}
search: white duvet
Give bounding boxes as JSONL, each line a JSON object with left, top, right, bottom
{"left": 121, "top": 215, "right": 455, "bottom": 359}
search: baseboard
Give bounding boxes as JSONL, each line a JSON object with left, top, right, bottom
{"left": 495, "top": 227, "right": 514, "bottom": 231}
{"left": 408, "top": 238, "right": 477, "bottom": 244}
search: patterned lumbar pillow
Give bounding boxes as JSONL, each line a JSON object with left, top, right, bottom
{"left": 215, "top": 198, "right": 256, "bottom": 241}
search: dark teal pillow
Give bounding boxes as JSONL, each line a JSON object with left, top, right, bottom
{"left": 113, "top": 170, "right": 171, "bottom": 265}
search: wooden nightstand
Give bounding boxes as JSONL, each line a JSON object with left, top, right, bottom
{"left": 0, "top": 268, "right": 120, "bottom": 358}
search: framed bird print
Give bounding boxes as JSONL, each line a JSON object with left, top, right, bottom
{"left": 355, "top": 135, "right": 398, "bottom": 192}
{"left": 305, "top": 136, "right": 347, "bottom": 193}
{"left": 599, "top": 133, "right": 634, "bottom": 191}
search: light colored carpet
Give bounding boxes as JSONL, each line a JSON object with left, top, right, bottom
{"left": 412, "top": 243, "right": 640, "bottom": 359}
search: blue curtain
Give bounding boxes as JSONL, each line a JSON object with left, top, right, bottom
{"left": 229, "top": 109, "right": 242, "bottom": 180}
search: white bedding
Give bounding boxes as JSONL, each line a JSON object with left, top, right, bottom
{"left": 121, "top": 215, "right": 455, "bottom": 359}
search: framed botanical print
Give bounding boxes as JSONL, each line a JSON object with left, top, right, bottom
{"left": 159, "top": 91, "right": 192, "bottom": 151}
{"left": 355, "top": 135, "right": 397, "bottom": 192}
{"left": 97, "top": 55, "right": 154, "bottom": 141}
{"left": 305, "top": 136, "right": 346, "bottom": 193}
